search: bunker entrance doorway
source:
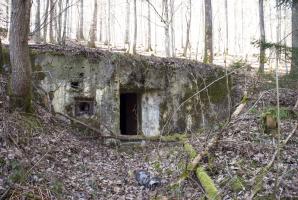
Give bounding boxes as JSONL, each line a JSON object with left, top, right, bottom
{"left": 120, "top": 93, "right": 139, "bottom": 135}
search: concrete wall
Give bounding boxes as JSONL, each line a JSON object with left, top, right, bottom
{"left": 32, "top": 50, "right": 231, "bottom": 137}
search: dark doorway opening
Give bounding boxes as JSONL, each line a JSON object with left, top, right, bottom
{"left": 74, "top": 97, "right": 95, "bottom": 116}
{"left": 120, "top": 93, "right": 138, "bottom": 135}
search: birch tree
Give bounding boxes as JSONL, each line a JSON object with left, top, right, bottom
{"left": 9, "top": 0, "right": 33, "bottom": 112}
{"left": 203, "top": 0, "right": 213, "bottom": 64}
{"left": 88, "top": 0, "right": 98, "bottom": 48}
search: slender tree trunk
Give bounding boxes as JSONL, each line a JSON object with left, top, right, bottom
{"left": 57, "top": 0, "right": 63, "bottom": 43}
{"left": 180, "top": 6, "right": 184, "bottom": 48}
{"left": 6, "top": 0, "right": 9, "bottom": 30}
{"left": 291, "top": 1, "right": 298, "bottom": 77}
{"left": 0, "top": 38, "right": 3, "bottom": 71}
{"left": 124, "top": 0, "right": 130, "bottom": 47}
{"left": 170, "top": 0, "right": 175, "bottom": 57}
{"left": 88, "top": 0, "right": 98, "bottom": 48}
{"left": 99, "top": 0, "right": 103, "bottom": 42}
{"left": 146, "top": 1, "right": 152, "bottom": 51}
{"left": 259, "top": 0, "right": 266, "bottom": 73}
{"left": 107, "top": 0, "right": 111, "bottom": 49}
{"left": 68, "top": 0, "right": 73, "bottom": 37}
{"left": 33, "top": 0, "right": 41, "bottom": 43}
{"left": 131, "top": 0, "right": 137, "bottom": 54}
{"left": 163, "top": 0, "right": 171, "bottom": 57}
{"left": 203, "top": 0, "right": 213, "bottom": 64}
{"left": 54, "top": 1, "right": 58, "bottom": 42}
{"left": 78, "top": 0, "right": 84, "bottom": 40}
{"left": 183, "top": 0, "right": 191, "bottom": 57}
{"left": 43, "top": 0, "right": 50, "bottom": 43}
{"left": 9, "top": 0, "right": 32, "bottom": 112}
{"left": 49, "top": 0, "right": 55, "bottom": 43}
{"left": 62, "top": 0, "right": 69, "bottom": 45}
{"left": 225, "top": 0, "right": 228, "bottom": 54}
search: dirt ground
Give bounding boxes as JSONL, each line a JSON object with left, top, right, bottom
{"left": 0, "top": 69, "right": 297, "bottom": 199}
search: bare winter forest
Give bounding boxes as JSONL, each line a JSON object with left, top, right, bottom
{"left": 0, "top": 0, "right": 297, "bottom": 199}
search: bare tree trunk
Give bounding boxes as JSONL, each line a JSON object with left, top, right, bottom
{"left": 9, "top": 0, "right": 32, "bottom": 112}
{"left": 180, "top": 5, "right": 184, "bottom": 48}
{"left": 107, "top": 0, "right": 111, "bottom": 50}
{"left": 224, "top": 0, "right": 228, "bottom": 54}
{"left": 163, "top": 0, "right": 171, "bottom": 57}
{"left": 0, "top": 38, "right": 3, "bottom": 70}
{"left": 124, "top": 0, "right": 130, "bottom": 47}
{"left": 57, "top": 0, "right": 63, "bottom": 43}
{"left": 33, "top": 0, "right": 41, "bottom": 43}
{"left": 54, "top": 1, "right": 58, "bottom": 42}
{"left": 43, "top": 0, "right": 50, "bottom": 43}
{"left": 6, "top": 0, "right": 9, "bottom": 30}
{"left": 203, "top": 0, "right": 213, "bottom": 64}
{"left": 99, "top": 0, "right": 103, "bottom": 42}
{"left": 88, "top": 0, "right": 98, "bottom": 48}
{"left": 259, "top": 0, "right": 266, "bottom": 73}
{"left": 183, "top": 0, "right": 191, "bottom": 57}
{"left": 170, "top": 0, "right": 175, "bottom": 57}
{"left": 131, "top": 0, "right": 137, "bottom": 54}
{"left": 146, "top": 1, "right": 152, "bottom": 51}
{"left": 49, "top": 0, "right": 55, "bottom": 43}
{"left": 62, "top": 0, "right": 69, "bottom": 45}
{"left": 78, "top": 0, "right": 84, "bottom": 40}
{"left": 291, "top": 1, "right": 298, "bottom": 77}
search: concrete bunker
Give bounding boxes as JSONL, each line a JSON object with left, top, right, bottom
{"left": 31, "top": 47, "right": 231, "bottom": 138}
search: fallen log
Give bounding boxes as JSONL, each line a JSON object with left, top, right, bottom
{"left": 178, "top": 141, "right": 220, "bottom": 199}
{"left": 174, "top": 92, "right": 249, "bottom": 198}
{"left": 231, "top": 91, "right": 248, "bottom": 119}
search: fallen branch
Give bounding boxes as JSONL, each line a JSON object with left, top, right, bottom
{"left": 176, "top": 141, "right": 220, "bottom": 199}
{"left": 231, "top": 91, "right": 248, "bottom": 119}
{"left": 249, "top": 123, "right": 297, "bottom": 199}
{"left": 196, "top": 167, "right": 220, "bottom": 200}
{"left": 174, "top": 92, "right": 248, "bottom": 190}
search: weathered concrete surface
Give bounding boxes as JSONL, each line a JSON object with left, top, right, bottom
{"left": 29, "top": 46, "right": 231, "bottom": 137}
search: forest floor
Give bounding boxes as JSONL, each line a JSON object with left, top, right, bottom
{"left": 0, "top": 68, "right": 297, "bottom": 199}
